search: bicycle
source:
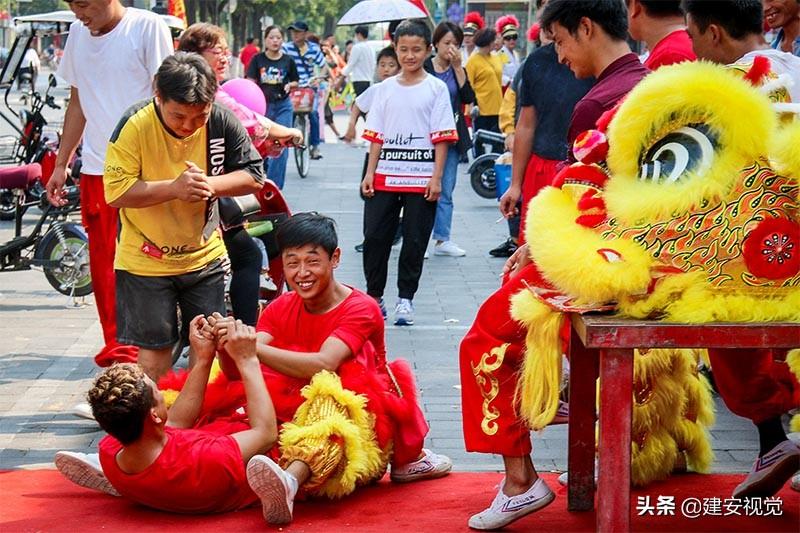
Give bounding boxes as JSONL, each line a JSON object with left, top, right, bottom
{"left": 288, "top": 76, "right": 326, "bottom": 179}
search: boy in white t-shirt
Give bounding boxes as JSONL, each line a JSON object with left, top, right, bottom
{"left": 361, "top": 20, "right": 458, "bottom": 326}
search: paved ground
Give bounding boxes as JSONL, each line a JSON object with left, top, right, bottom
{"left": 0, "top": 77, "right": 760, "bottom": 476}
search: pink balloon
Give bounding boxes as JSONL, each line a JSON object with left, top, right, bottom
{"left": 220, "top": 78, "right": 267, "bottom": 116}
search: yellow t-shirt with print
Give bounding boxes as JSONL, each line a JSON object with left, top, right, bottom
{"left": 104, "top": 100, "right": 263, "bottom": 276}
{"left": 465, "top": 53, "right": 504, "bottom": 116}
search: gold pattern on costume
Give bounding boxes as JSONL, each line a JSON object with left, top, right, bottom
{"left": 603, "top": 161, "right": 799, "bottom": 287}
{"left": 471, "top": 343, "right": 509, "bottom": 436}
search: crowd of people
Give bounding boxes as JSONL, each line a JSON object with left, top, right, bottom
{"left": 31, "top": 0, "right": 800, "bottom": 530}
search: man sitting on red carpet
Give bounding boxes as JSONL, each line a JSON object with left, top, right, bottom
{"left": 211, "top": 212, "right": 452, "bottom": 525}
{"left": 53, "top": 317, "right": 285, "bottom": 518}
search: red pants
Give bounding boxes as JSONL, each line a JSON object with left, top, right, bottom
{"left": 459, "top": 264, "right": 552, "bottom": 456}
{"left": 707, "top": 348, "right": 799, "bottom": 424}
{"left": 519, "top": 154, "right": 560, "bottom": 246}
{"left": 80, "top": 174, "right": 137, "bottom": 366}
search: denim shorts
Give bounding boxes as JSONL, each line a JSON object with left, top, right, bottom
{"left": 115, "top": 260, "right": 225, "bottom": 349}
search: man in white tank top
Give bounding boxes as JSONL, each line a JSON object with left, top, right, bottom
{"left": 45, "top": 0, "right": 173, "bottom": 373}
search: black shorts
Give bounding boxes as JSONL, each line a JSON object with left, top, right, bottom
{"left": 115, "top": 260, "right": 225, "bottom": 349}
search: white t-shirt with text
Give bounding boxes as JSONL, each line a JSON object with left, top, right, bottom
{"left": 58, "top": 8, "right": 173, "bottom": 174}
{"left": 362, "top": 74, "right": 457, "bottom": 193}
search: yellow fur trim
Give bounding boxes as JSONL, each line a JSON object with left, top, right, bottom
{"left": 605, "top": 61, "right": 776, "bottom": 225}
{"left": 631, "top": 427, "right": 677, "bottom": 486}
{"left": 279, "top": 371, "right": 385, "bottom": 499}
{"left": 618, "top": 273, "right": 800, "bottom": 322}
{"left": 509, "top": 292, "right": 564, "bottom": 430}
{"left": 163, "top": 389, "right": 179, "bottom": 407}
{"left": 526, "top": 187, "right": 654, "bottom": 304}
{"left": 770, "top": 120, "right": 800, "bottom": 182}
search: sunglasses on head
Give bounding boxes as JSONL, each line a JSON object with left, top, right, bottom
{"left": 504, "top": 34, "right": 518, "bottom": 41}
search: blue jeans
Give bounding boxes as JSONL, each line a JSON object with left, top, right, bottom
{"left": 432, "top": 146, "right": 460, "bottom": 242}
{"left": 309, "top": 91, "right": 320, "bottom": 148}
{"left": 264, "top": 97, "right": 293, "bottom": 189}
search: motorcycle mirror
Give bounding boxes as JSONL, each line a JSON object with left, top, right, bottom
{"left": 48, "top": 74, "right": 57, "bottom": 88}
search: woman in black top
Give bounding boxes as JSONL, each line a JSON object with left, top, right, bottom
{"left": 423, "top": 22, "right": 475, "bottom": 257}
{"left": 246, "top": 25, "right": 299, "bottom": 190}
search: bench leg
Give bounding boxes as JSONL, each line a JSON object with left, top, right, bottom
{"left": 567, "top": 327, "right": 599, "bottom": 512}
{"left": 597, "top": 349, "right": 634, "bottom": 532}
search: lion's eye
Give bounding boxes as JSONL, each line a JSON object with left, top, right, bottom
{"left": 638, "top": 124, "right": 718, "bottom": 184}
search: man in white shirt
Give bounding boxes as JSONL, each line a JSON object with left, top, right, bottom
{"left": 341, "top": 25, "right": 375, "bottom": 96}
{"left": 45, "top": 0, "right": 173, "bottom": 374}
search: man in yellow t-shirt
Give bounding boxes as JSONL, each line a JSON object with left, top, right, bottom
{"left": 104, "top": 53, "right": 264, "bottom": 379}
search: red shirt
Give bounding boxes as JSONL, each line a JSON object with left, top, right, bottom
{"left": 568, "top": 53, "right": 650, "bottom": 156}
{"left": 99, "top": 423, "right": 256, "bottom": 513}
{"left": 644, "top": 30, "right": 696, "bottom": 70}
{"left": 239, "top": 44, "right": 260, "bottom": 72}
{"left": 256, "top": 288, "right": 385, "bottom": 419}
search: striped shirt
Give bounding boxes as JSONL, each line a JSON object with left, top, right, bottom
{"left": 282, "top": 41, "right": 326, "bottom": 84}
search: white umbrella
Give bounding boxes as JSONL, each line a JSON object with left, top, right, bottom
{"left": 338, "top": 0, "right": 428, "bottom": 26}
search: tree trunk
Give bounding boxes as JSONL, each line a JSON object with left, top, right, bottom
{"left": 185, "top": 0, "right": 197, "bottom": 24}
{"left": 323, "top": 15, "right": 335, "bottom": 38}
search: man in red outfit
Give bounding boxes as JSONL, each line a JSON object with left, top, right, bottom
{"left": 627, "top": 0, "right": 695, "bottom": 69}
{"left": 214, "top": 212, "right": 452, "bottom": 525}
{"left": 462, "top": 1, "right": 650, "bottom": 529}
{"left": 45, "top": 0, "right": 173, "bottom": 371}
{"left": 54, "top": 315, "right": 284, "bottom": 523}
{"left": 239, "top": 37, "right": 260, "bottom": 72}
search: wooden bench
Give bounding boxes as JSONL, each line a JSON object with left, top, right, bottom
{"left": 566, "top": 314, "right": 800, "bottom": 531}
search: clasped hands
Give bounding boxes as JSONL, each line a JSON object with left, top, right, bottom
{"left": 173, "top": 161, "right": 214, "bottom": 202}
{"left": 188, "top": 312, "right": 257, "bottom": 364}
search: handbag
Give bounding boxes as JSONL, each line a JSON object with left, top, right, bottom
{"left": 218, "top": 194, "right": 261, "bottom": 230}
{"left": 455, "top": 111, "right": 473, "bottom": 155}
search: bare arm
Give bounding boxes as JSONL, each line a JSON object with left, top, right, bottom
{"left": 167, "top": 316, "right": 217, "bottom": 428}
{"left": 207, "top": 169, "right": 263, "bottom": 197}
{"left": 425, "top": 142, "right": 448, "bottom": 202}
{"left": 360, "top": 141, "right": 382, "bottom": 197}
{"left": 224, "top": 321, "right": 278, "bottom": 463}
{"left": 499, "top": 105, "right": 537, "bottom": 218}
{"left": 344, "top": 103, "right": 363, "bottom": 142}
{"left": 45, "top": 87, "right": 86, "bottom": 206}
{"left": 256, "top": 336, "right": 353, "bottom": 379}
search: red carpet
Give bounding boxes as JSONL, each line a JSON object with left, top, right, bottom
{"left": 1, "top": 470, "right": 797, "bottom": 532}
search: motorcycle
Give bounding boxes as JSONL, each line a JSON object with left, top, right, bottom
{"left": 468, "top": 129, "right": 506, "bottom": 199}
{"left": 0, "top": 74, "right": 77, "bottom": 221}
{"left": 0, "top": 162, "right": 91, "bottom": 296}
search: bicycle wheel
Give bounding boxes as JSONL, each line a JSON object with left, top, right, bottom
{"left": 293, "top": 113, "right": 310, "bottom": 178}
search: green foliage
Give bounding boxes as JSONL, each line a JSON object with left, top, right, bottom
{"left": 15, "top": 0, "right": 69, "bottom": 17}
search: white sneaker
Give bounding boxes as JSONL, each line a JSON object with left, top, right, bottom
{"left": 791, "top": 472, "right": 799, "bottom": 492}
{"left": 54, "top": 451, "right": 120, "bottom": 496}
{"left": 424, "top": 250, "right": 430, "bottom": 259}
{"left": 733, "top": 440, "right": 800, "bottom": 498}
{"left": 394, "top": 298, "right": 414, "bottom": 326}
{"left": 434, "top": 241, "right": 466, "bottom": 257}
{"left": 468, "top": 477, "right": 555, "bottom": 530}
{"left": 72, "top": 402, "right": 95, "bottom": 420}
{"left": 247, "top": 455, "right": 298, "bottom": 525}
{"left": 390, "top": 448, "right": 452, "bottom": 483}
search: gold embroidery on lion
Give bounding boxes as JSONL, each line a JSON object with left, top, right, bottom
{"left": 471, "top": 343, "right": 509, "bottom": 436}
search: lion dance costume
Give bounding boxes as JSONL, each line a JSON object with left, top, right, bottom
{"left": 461, "top": 59, "right": 799, "bottom": 486}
